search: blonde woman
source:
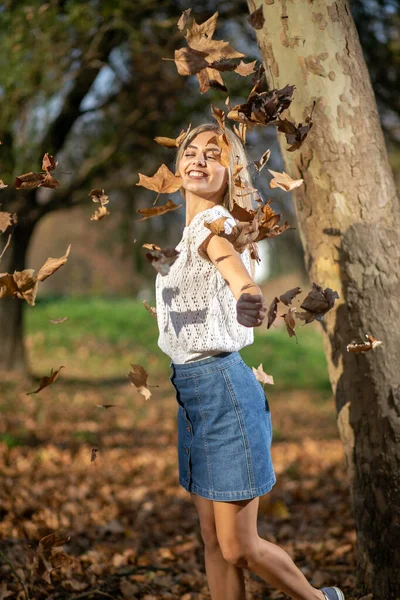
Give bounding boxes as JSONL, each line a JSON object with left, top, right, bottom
{"left": 155, "top": 123, "right": 345, "bottom": 600}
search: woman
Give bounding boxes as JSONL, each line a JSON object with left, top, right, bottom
{"left": 155, "top": 123, "right": 345, "bottom": 600}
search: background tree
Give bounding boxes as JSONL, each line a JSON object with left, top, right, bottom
{"left": 246, "top": 0, "right": 400, "bottom": 597}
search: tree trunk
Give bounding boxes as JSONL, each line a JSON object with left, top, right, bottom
{"left": 247, "top": 0, "right": 400, "bottom": 597}
{"left": 0, "top": 219, "right": 36, "bottom": 375}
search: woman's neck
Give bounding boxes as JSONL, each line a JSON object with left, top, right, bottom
{"left": 184, "top": 192, "right": 223, "bottom": 227}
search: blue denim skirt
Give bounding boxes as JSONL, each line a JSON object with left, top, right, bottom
{"left": 169, "top": 351, "right": 276, "bottom": 501}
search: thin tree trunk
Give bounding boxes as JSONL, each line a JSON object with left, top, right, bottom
{"left": 0, "top": 219, "right": 36, "bottom": 375}
{"left": 247, "top": 0, "right": 400, "bottom": 597}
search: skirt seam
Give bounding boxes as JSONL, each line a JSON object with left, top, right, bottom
{"left": 222, "top": 368, "right": 256, "bottom": 494}
{"left": 196, "top": 375, "right": 214, "bottom": 494}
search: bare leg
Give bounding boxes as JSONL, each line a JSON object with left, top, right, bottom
{"left": 247, "top": 536, "right": 325, "bottom": 600}
{"left": 204, "top": 543, "right": 246, "bottom": 600}
{"left": 190, "top": 492, "right": 246, "bottom": 600}
{"left": 214, "top": 498, "right": 325, "bottom": 600}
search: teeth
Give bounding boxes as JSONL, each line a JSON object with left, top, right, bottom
{"left": 188, "top": 171, "right": 207, "bottom": 178}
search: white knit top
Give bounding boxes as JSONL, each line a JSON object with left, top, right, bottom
{"left": 155, "top": 204, "right": 254, "bottom": 364}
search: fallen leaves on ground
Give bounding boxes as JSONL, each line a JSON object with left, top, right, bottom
{"left": 0, "top": 375, "right": 357, "bottom": 599}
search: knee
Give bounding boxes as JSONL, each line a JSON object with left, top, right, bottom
{"left": 220, "top": 541, "right": 259, "bottom": 568}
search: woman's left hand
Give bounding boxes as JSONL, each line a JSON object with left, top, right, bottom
{"left": 236, "top": 293, "right": 267, "bottom": 327}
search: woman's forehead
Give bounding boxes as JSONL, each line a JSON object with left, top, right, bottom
{"left": 188, "top": 130, "right": 219, "bottom": 148}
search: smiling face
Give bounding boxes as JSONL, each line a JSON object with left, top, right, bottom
{"left": 178, "top": 130, "right": 228, "bottom": 201}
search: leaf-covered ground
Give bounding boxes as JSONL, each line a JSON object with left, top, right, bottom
{"left": 0, "top": 370, "right": 356, "bottom": 600}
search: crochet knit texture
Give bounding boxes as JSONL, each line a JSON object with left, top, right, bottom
{"left": 155, "top": 204, "right": 254, "bottom": 364}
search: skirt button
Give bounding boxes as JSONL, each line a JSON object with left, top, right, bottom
{"left": 186, "top": 425, "right": 191, "bottom": 432}
{"left": 184, "top": 447, "right": 189, "bottom": 454}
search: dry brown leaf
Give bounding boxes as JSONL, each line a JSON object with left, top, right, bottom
{"left": 172, "top": 46, "right": 209, "bottom": 76}
{"left": 279, "top": 287, "right": 302, "bottom": 306}
{"left": 0, "top": 582, "right": 13, "bottom": 600}
{"left": 234, "top": 59, "right": 257, "bottom": 77}
{"left": 233, "top": 122, "right": 247, "bottom": 145}
{"left": 154, "top": 125, "right": 191, "bottom": 148}
{"left": 205, "top": 216, "right": 259, "bottom": 254}
{"left": 254, "top": 149, "right": 271, "bottom": 172}
{"left": 299, "top": 282, "right": 339, "bottom": 322}
{"left": 0, "top": 269, "right": 39, "bottom": 305}
{"left": 136, "top": 198, "right": 182, "bottom": 222}
{"left": 227, "top": 84, "right": 295, "bottom": 128}
{"left": 37, "top": 244, "right": 71, "bottom": 282}
{"left": 143, "top": 244, "right": 180, "bottom": 276}
{"left": 268, "top": 169, "right": 303, "bottom": 191}
{"left": 91, "top": 448, "right": 99, "bottom": 463}
{"left": 0, "top": 211, "right": 17, "bottom": 233}
{"left": 196, "top": 66, "right": 227, "bottom": 94}
{"left": 127, "top": 364, "right": 159, "bottom": 401}
{"left": 89, "top": 188, "right": 109, "bottom": 205}
{"left": 346, "top": 334, "right": 383, "bottom": 353}
{"left": 0, "top": 179, "right": 8, "bottom": 189}
{"left": 185, "top": 12, "right": 245, "bottom": 63}
{"left": 27, "top": 366, "right": 65, "bottom": 395}
{"left": 252, "top": 363, "right": 274, "bottom": 385}
{"left": 136, "top": 164, "right": 182, "bottom": 194}
{"left": 14, "top": 172, "right": 46, "bottom": 190}
{"left": 142, "top": 300, "right": 157, "bottom": 320}
{"left": 177, "top": 8, "right": 192, "bottom": 31}
{"left": 280, "top": 307, "right": 298, "bottom": 340}
{"left": 49, "top": 317, "right": 69, "bottom": 324}
{"left": 211, "top": 105, "right": 226, "bottom": 129}
{"left": 267, "top": 296, "right": 280, "bottom": 329}
{"left": 208, "top": 133, "right": 231, "bottom": 168}
{"left": 91, "top": 204, "right": 110, "bottom": 220}
{"left": 42, "top": 153, "right": 58, "bottom": 172}
{"left": 276, "top": 101, "right": 315, "bottom": 151}
{"left": 31, "top": 533, "right": 73, "bottom": 584}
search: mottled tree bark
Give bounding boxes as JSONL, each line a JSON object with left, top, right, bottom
{"left": 247, "top": 0, "right": 400, "bottom": 597}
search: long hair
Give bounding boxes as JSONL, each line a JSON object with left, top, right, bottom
{"left": 175, "top": 123, "right": 259, "bottom": 278}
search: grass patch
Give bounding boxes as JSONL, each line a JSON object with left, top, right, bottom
{"left": 26, "top": 296, "right": 330, "bottom": 391}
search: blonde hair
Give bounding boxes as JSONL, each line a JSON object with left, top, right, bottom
{"left": 175, "top": 123, "right": 259, "bottom": 278}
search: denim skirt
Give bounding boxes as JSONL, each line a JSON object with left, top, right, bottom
{"left": 169, "top": 351, "right": 276, "bottom": 501}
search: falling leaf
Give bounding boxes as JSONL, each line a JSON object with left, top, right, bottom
{"left": 49, "top": 317, "right": 69, "bottom": 324}
{"left": 136, "top": 199, "right": 182, "bottom": 222}
{"left": 0, "top": 180, "right": 8, "bottom": 189}
{"left": 177, "top": 7, "right": 192, "bottom": 31}
{"left": 196, "top": 66, "right": 227, "bottom": 94}
{"left": 0, "top": 211, "right": 17, "bottom": 233}
{"left": 143, "top": 243, "right": 180, "bottom": 276}
{"left": 254, "top": 149, "right": 271, "bottom": 172}
{"left": 233, "top": 122, "right": 247, "bottom": 145}
{"left": 267, "top": 297, "right": 280, "bottom": 329}
{"left": 172, "top": 46, "right": 209, "bottom": 76}
{"left": 208, "top": 133, "right": 231, "bottom": 168}
{"left": 31, "top": 533, "right": 73, "bottom": 584}
{"left": 154, "top": 125, "right": 191, "bottom": 148}
{"left": 89, "top": 188, "right": 109, "bottom": 205}
{"left": 42, "top": 153, "right": 58, "bottom": 172}
{"left": 91, "top": 204, "right": 110, "bottom": 220}
{"left": 41, "top": 171, "right": 60, "bottom": 188}
{"left": 136, "top": 164, "right": 182, "bottom": 195}
{"left": 204, "top": 215, "right": 259, "bottom": 254}
{"left": 127, "top": 364, "right": 159, "bottom": 401}
{"left": 227, "top": 84, "right": 295, "bottom": 128}
{"left": 234, "top": 59, "right": 257, "bottom": 77}
{"left": 279, "top": 287, "right": 302, "bottom": 306}
{"left": 268, "top": 169, "right": 303, "bottom": 192}
{"left": 14, "top": 172, "right": 46, "bottom": 190}
{"left": 276, "top": 101, "right": 315, "bottom": 151}
{"left": 27, "top": 366, "right": 65, "bottom": 395}
{"left": 37, "top": 244, "right": 71, "bottom": 282}
{"left": 297, "top": 283, "right": 339, "bottom": 323}
{"left": 91, "top": 448, "right": 99, "bottom": 463}
{"left": 96, "top": 404, "right": 118, "bottom": 409}
{"left": 346, "top": 334, "right": 383, "bottom": 353}
{"left": 248, "top": 6, "right": 265, "bottom": 30}
{"left": 211, "top": 105, "right": 226, "bottom": 129}
{"left": 252, "top": 363, "right": 274, "bottom": 385}
{"left": 280, "top": 307, "right": 298, "bottom": 340}
{"left": 142, "top": 300, "right": 157, "bottom": 320}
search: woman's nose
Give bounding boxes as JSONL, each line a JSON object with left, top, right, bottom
{"left": 193, "top": 153, "right": 206, "bottom": 166}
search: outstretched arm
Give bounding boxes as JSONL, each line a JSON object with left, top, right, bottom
{"left": 205, "top": 234, "right": 267, "bottom": 328}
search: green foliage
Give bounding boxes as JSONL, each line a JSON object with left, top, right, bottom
{"left": 26, "top": 296, "right": 330, "bottom": 391}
